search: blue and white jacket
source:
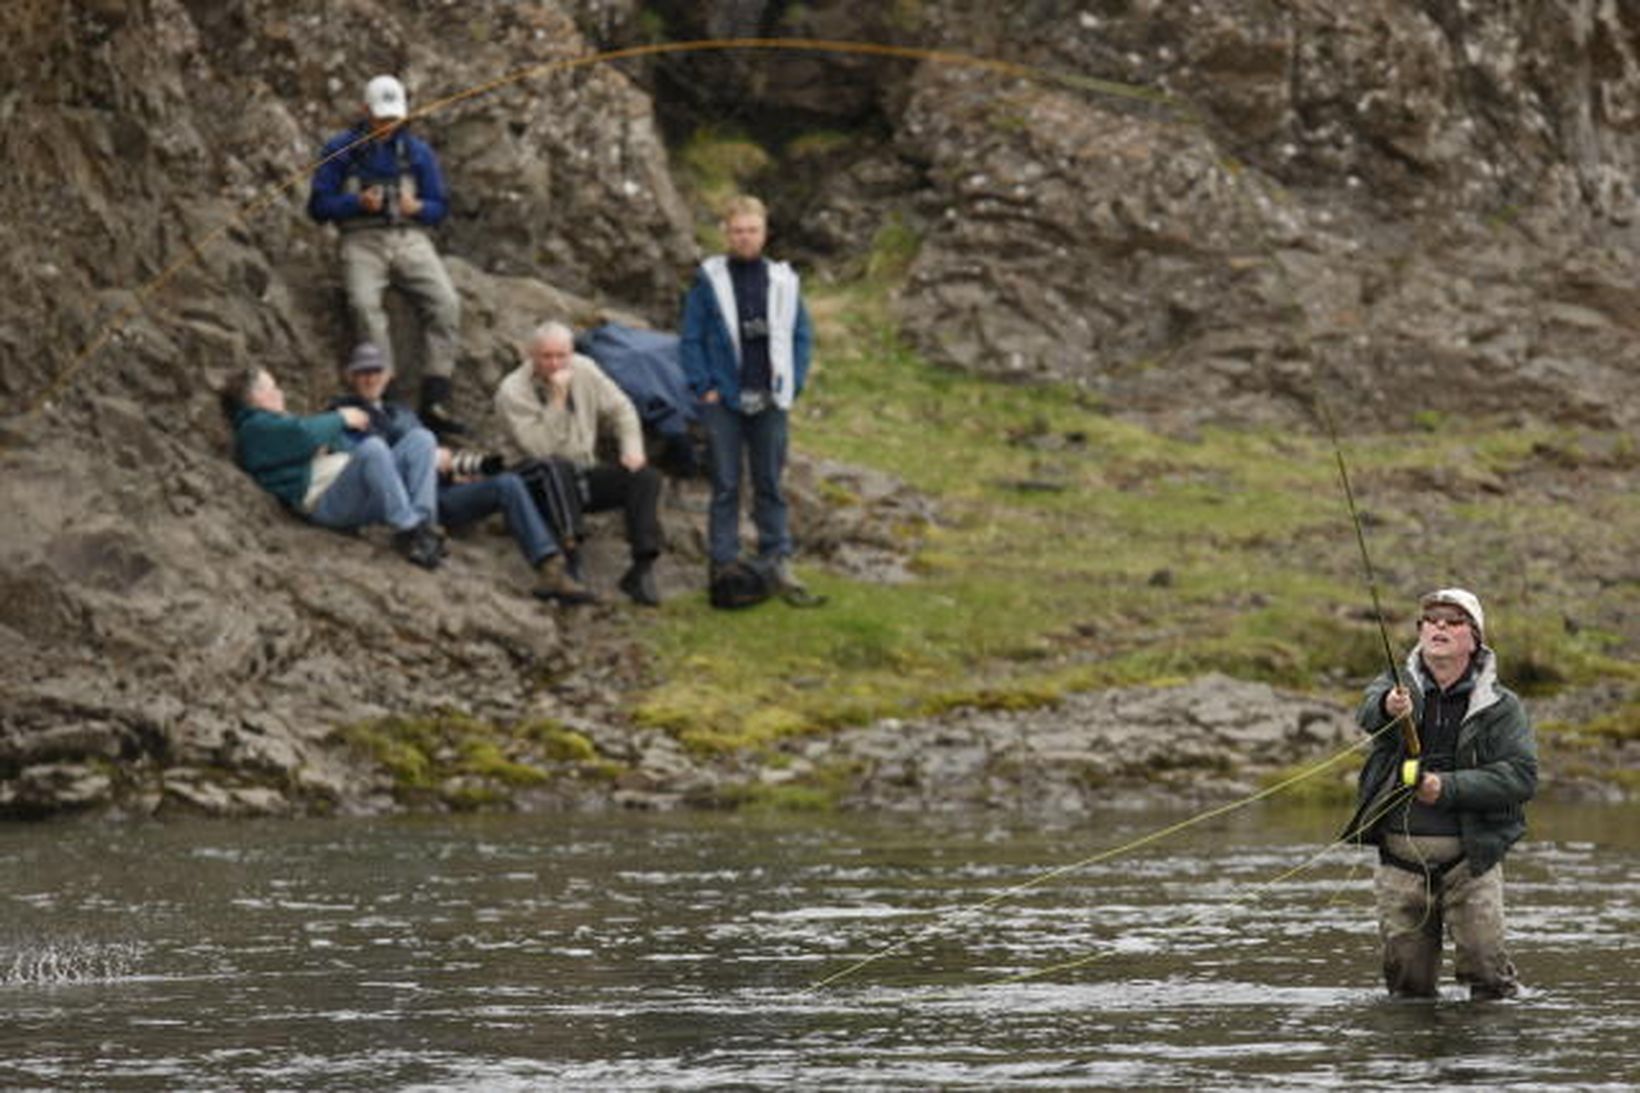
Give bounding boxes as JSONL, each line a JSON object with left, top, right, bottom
{"left": 679, "top": 256, "right": 813, "bottom": 412}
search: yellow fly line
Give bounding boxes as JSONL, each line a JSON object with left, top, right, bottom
{"left": 14, "top": 36, "right": 1186, "bottom": 428}
{"left": 807, "top": 717, "right": 1403, "bottom": 992}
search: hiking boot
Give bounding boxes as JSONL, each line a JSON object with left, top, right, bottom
{"left": 533, "top": 553, "right": 597, "bottom": 605}
{"left": 767, "top": 557, "right": 826, "bottom": 608}
{"left": 422, "top": 402, "right": 469, "bottom": 438}
{"left": 394, "top": 523, "right": 443, "bottom": 570}
{"left": 618, "top": 559, "right": 661, "bottom": 607}
{"left": 419, "top": 375, "right": 469, "bottom": 438}
{"left": 768, "top": 557, "right": 804, "bottom": 593}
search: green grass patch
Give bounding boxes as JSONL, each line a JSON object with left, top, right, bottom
{"left": 675, "top": 126, "right": 772, "bottom": 246}
{"left": 627, "top": 269, "right": 1638, "bottom": 757}
{"left": 1258, "top": 758, "right": 1362, "bottom": 808}
{"left": 1540, "top": 700, "right": 1640, "bottom": 743}
{"left": 339, "top": 711, "right": 614, "bottom": 806}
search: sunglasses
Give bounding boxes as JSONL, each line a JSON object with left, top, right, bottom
{"left": 1420, "top": 614, "right": 1470, "bottom": 629}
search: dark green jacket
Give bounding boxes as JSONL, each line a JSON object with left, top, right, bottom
{"left": 1342, "top": 646, "right": 1536, "bottom": 876}
{"left": 232, "top": 406, "right": 350, "bottom": 510}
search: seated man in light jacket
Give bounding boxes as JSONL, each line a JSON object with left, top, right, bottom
{"left": 221, "top": 364, "right": 443, "bottom": 568}
{"left": 493, "top": 321, "right": 664, "bottom": 605}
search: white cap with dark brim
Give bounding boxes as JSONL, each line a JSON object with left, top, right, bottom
{"left": 1420, "top": 587, "right": 1485, "bottom": 641}
{"left": 365, "top": 75, "right": 409, "bottom": 120}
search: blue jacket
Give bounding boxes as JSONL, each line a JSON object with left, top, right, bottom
{"left": 679, "top": 261, "right": 812, "bottom": 412}
{"left": 308, "top": 125, "right": 449, "bottom": 228}
{"left": 232, "top": 407, "right": 351, "bottom": 509}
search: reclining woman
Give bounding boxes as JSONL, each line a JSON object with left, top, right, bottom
{"left": 220, "top": 365, "right": 444, "bottom": 568}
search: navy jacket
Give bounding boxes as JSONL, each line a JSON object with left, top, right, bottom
{"left": 308, "top": 125, "right": 449, "bottom": 228}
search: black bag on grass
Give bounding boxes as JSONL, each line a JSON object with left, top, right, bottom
{"left": 709, "top": 560, "right": 776, "bottom": 610}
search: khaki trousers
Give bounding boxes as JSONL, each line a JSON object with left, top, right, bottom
{"left": 340, "top": 228, "right": 461, "bottom": 379}
{"left": 1374, "top": 834, "right": 1520, "bottom": 999}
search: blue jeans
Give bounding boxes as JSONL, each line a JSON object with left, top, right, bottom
{"left": 439, "top": 472, "right": 557, "bottom": 567}
{"left": 703, "top": 401, "right": 789, "bottom": 566}
{"left": 310, "top": 430, "right": 437, "bottom": 533}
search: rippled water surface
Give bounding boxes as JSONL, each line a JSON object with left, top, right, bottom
{"left": 3, "top": 805, "right": 1637, "bottom": 1089}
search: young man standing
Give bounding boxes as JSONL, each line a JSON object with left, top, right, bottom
{"left": 679, "top": 195, "right": 815, "bottom": 600}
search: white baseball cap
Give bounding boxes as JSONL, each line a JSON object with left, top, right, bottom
{"left": 1420, "top": 587, "right": 1485, "bottom": 641}
{"left": 365, "top": 75, "right": 409, "bottom": 120}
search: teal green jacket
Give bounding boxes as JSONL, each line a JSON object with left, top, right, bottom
{"left": 232, "top": 406, "right": 350, "bottom": 510}
{"left": 1343, "top": 646, "right": 1536, "bottom": 876}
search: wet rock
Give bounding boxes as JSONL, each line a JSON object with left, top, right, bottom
{"left": 830, "top": 676, "right": 1356, "bottom": 814}
{"left": 1, "top": 763, "right": 115, "bottom": 816}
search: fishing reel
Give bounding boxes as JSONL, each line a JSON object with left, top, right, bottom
{"left": 1400, "top": 756, "right": 1423, "bottom": 788}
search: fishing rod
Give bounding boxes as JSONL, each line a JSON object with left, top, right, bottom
{"left": 1311, "top": 392, "right": 1422, "bottom": 789}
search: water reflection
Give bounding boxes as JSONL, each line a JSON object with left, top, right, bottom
{"left": 1, "top": 804, "right": 1635, "bottom": 1087}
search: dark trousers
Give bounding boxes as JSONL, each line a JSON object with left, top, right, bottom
{"left": 583, "top": 463, "right": 662, "bottom": 562}
{"left": 702, "top": 401, "right": 790, "bottom": 567}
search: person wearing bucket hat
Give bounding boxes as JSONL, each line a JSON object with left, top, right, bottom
{"left": 308, "top": 73, "right": 468, "bottom": 437}
{"left": 1343, "top": 586, "right": 1537, "bottom": 1000}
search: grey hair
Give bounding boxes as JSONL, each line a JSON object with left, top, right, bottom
{"left": 218, "top": 365, "right": 269, "bottom": 421}
{"left": 528, "top": 321, "right": 575, "bottom": 350}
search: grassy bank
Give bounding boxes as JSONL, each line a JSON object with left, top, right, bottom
{"left": 629, "top": 277, "right": 1637, "bottom": 754}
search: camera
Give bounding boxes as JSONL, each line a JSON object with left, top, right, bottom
{"left": 447, "top": 450, "right": 504, "bottom": 478}
{"left": 381, "top": 179, "right": 401, "bottom": 226}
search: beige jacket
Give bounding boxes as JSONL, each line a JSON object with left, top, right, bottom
{"left": 494, "top": 356, "right": 644, "bottom": 465}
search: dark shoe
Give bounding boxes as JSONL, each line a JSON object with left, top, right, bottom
{"left": 394, "top": 523, "right": 443, "bottom": 570}
{"left": 619, "top": 559, "right": 661, "bottom": 606}
{"left": 419, "top": 375, "right": 469, "bottom": 438}
{"left": 533, "top": 554, "right": 597, "bottom": 605}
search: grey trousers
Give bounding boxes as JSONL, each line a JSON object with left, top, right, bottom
{"left": 1374, "top": 833, "right": 1520, "bottom": 999}
{"left": 340, "top": 228, "right": 461, "bottom": 379}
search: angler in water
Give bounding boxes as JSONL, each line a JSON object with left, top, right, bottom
{"left": 1343, "top": 588, "right": 1537, "bottom": 1000}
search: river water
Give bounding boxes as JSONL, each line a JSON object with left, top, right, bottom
{"left": 2, "top": 804, "right": 1636, "bottom": 1089}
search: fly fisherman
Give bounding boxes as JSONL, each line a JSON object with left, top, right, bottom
{"left": 309, "top": 74, "right": 467, "bottom": 436}
{"left": 1344, "top": 588, "right": 1537, "bottom": 1000}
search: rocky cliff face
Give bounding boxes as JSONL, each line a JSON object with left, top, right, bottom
{"left": 0, "top": 0, "right": 705, "bottom": 818}
{"left": 2, "top": 0, "right": 1636, "bottom": 818}
{"left": 886, "top": 1, "right": 1640, "bottom": 431}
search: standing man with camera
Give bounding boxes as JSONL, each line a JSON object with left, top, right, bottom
{"left": 679, "top": 194, "right": 816, "bottom": 602}
{"left": 331, "top": 342, "right": 594, "bottom": 604}
{"left": 309, "top": 74, "right": 467, "bottom": 436}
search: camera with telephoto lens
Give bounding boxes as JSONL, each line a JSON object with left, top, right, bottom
{"left": 447, "top": 450, "right": 504, "bottom": 478}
